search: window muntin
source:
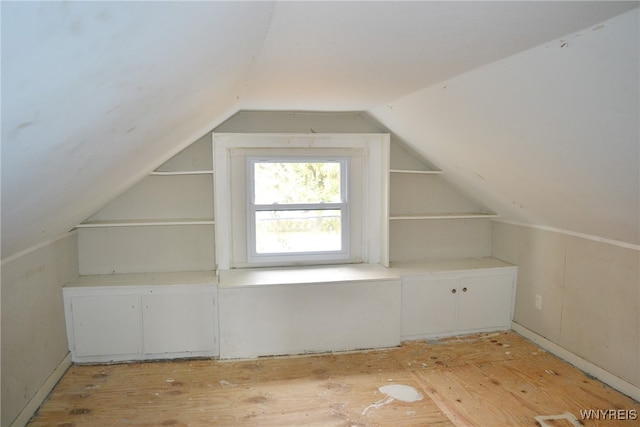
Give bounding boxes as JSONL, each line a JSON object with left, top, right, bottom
{"left": 213, "top": 133, "right": 390, "bottom": 270}
{"left": 248, "top": 158, "right": 349, "bottom": 262}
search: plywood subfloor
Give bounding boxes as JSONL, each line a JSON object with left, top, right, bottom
{"left": 29, "top": 331, "right": 639, "bottom": 426}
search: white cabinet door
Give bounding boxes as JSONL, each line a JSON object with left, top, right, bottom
{"left": 71, "top": 294, "right": 141, "bottom": 357}
{"left": 402, "top": 277, "right": 457, "bottom": 338}
{"left": 457, "top": 274, "right": 514, "bottom": 332}
{"left": 142, "top": 291, "right": 216, "bottom": 355}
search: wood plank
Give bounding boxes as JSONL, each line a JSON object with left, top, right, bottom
{"left": 409, "top": 338, "right": 640, "bottom": 426}
{"left": 28, "top": 332, "right": 638, "bottom": 426}
{"left": 29, "top": 352, "right": 451, "bottom": 426}
{"left": 393, "top": 331, "right": 541, "bottom": 370}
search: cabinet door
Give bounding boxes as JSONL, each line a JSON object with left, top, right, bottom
{"left": 142, "top": 291, "right": 216, "bottom": 355}
{"left": 71, "top": 294, "right": 141, "bottom": 357}
{"left": 457, "top": 274, "right": 514, "bottom": 332}
{"left": 402, "top": 277, "right": 457, "bottom": 338}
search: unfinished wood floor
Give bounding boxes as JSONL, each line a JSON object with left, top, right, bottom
{"left": 29, "top": 331, "right": 639, "bottom": 426}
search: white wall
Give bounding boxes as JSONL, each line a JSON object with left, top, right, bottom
{"left": 369, "top": 8, "right": 640, "bottom": 396}
{"left": 492, "top": 222, "right": 639, "bottom": 391}
{"left": 370, "top": 8, "right": 639, "bottom": 246}
{"left": 215, "top": 111, "right": 491, "bottom": 263}
{"left": 1, "top": 232, "right": 78, "bottom": 426}
{"left": 3, "top": 2, "right": 635, "bottom": 262}
{"left": 214, "top": 110, "right": 383, "bottom": 134}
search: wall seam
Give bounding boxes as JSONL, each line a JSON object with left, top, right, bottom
{"left": 492, "top": 219, "right": 639, "bottom": 251}
{"left": 1, "top": 230, "right": 78, "bottom": 266}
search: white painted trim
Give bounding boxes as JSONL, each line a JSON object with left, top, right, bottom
{"left": 389, "top": 169, "right": 442, "bottom": 174}
{"left": 245, "top": 157, "right": 350, "bottom": 264}
{"left": 1, "top": 230, "right": 78, "bottom": 265}
{"left": 146, "top": 106, "right": 236, "bottom": 176}
{"left": 379, "top": 137, "right": 390, "bottom": 267}
{"left": 212, "top": 133, "right": 232, "bottom": 269}
{"left": 391, "top": 213, "right": 498, "bottom": 220}
{"left": 76, "top": 219, "right": 215, "bottom": 228}
{"left": 512, "top": 322, "right": 640, "bottom": 401}
{"left": 213, "top": 133, "right": 390, "bottom": 269}
{"left": 149, "top": 170, "right": 213, "bottom": 176}
{"left": 493, "top": 219, "right": 640, "bottom": 251}
{"left": 11, "top": 353, "right": 72, "bottom": 427}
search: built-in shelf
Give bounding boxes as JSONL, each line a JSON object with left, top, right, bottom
{"left": 389, "top": 257, "right": 515, "bottom": 274}
{"left": 389, "top": 212, "right": 498, "bottom": 220}
{"left": 66, "top": 270, "right": 217, "bottom": 288}
{"left": 390, "top": 169, "right": 443, "bottom": 175}
{"left": 76, "top": 219, "right": 215, "bottom": 228}
{"left": 149, "top": 170, "right": 213, "bottom": 176}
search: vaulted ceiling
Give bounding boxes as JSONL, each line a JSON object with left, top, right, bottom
{"left": 2, "top": 1, "right": 638, "bottom": 258}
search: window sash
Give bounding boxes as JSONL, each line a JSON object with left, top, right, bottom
{"left": 213, "top": 132, "right": 390, "bottom": 270}
{"left": 247, "top": 157, "right": 349, "bottom": 262}
{"left": 253, "top": 202, "right": 345, "bottom": 211}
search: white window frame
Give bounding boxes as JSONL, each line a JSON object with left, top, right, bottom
{"left": 246, "top": 157, "right": 350, "bottom": 264}
{"left": 213, "top": 133, "right": 390, "bottom": 270}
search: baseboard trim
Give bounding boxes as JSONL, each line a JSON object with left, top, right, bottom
{"left": 512, "top": 322, "right": 639, "bottom": 401}
{"left": 11, "top": 352, "right": 72, "bottom": 427}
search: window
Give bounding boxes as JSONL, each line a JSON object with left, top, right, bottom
{"left": 247, "top": 158, "right": 349, "bottom": 263}
{"left": 213, "top": 133, "right": 390, "bottom": 269}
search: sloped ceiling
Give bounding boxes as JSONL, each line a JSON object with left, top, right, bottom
{"left": 2, "top": 1, "right": 638, "bottom": 258}
{"left": 370, "top": 7, "right": 640, "bottom": 245}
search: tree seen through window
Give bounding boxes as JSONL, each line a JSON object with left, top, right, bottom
{"left": 251, "top": 160, "right": 346, "bottom": 255}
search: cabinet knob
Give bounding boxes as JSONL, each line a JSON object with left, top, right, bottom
{"left": 462, "top": 287, "right": 468, "bottom": 292}
{"left": 451, "top": 289, "right": 457, "bottom": 294}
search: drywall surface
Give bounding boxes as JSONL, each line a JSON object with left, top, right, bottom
{"left": 214, "top": 110, "right": 438, "bottom": 171}
{"left": 389, "top": 219, "right": 492, "bottom": 262}
{"left": 4, "top": 1, "right": 633, "bottom": 261}
{"left": 371, "top": 8, "right": 639, "bottom": 245}
{"left": 492, "top": 222, "right": 639, "bottom": 388}
{"left": 218, "top": 277, "right": 401, "bottom": 359}
{"left": 1, "top": 1, "right": 273, "bottom": 258}
{"left": 78, "top": 225, "right": 215, "bottom": 275}
{"left": 1, "top": 232, "right": 78, "bottom": 427}
{"left": 215, "top": 110, "right": 384, "bottom": 134}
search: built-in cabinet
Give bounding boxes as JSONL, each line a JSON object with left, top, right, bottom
{"left": 66, "top": 113, "right": 517, "bottom": 363}
{"left": 217, "top": 264, "right": 401, "bottom": 359}
{"left": 386, "top": 140, "right": 515, "bottom": 341}
{"left": 391, "top": 258, "right": 517, "bottom": 340}
{"left": 63, "top": 272, "right": 218, "bottom": 363}
{"left": 67, "top": 134, "right": 219, "bottom": 364}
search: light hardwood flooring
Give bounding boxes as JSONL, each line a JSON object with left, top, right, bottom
{"left": 29, "top": 331, "right": 639, "bottom": 426}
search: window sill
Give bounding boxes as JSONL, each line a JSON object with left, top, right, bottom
{"left": 217, "top": 263, "right": 399, "bottom": 288}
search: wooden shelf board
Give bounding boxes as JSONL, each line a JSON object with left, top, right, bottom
{"left": 149, "top": 170, "right": 213, "bottom": 176}
{"left": 390, "top": 169, "right": 443, "bottom": 175}
{"left": 389, "top": 257, "right": 516, "bottom": 275}
{"left": 76, "top": 219, "right": 215, "bottom": 228}
{"left": 65, "top": 270, "right": 217, "bottom": 288}
{"left": 389, "top": 212, "right": 498, "bottom": 220}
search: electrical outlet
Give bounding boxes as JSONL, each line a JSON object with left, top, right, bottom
{"left": 535, "top": 294, "right": 543, "bottom": 310}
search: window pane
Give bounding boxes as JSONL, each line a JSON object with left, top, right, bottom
{"left": 255, "top": 210, "right": 342, "bottom": 254}
{"left": 254, "top": 162, "right": 341, "bottom": 204}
